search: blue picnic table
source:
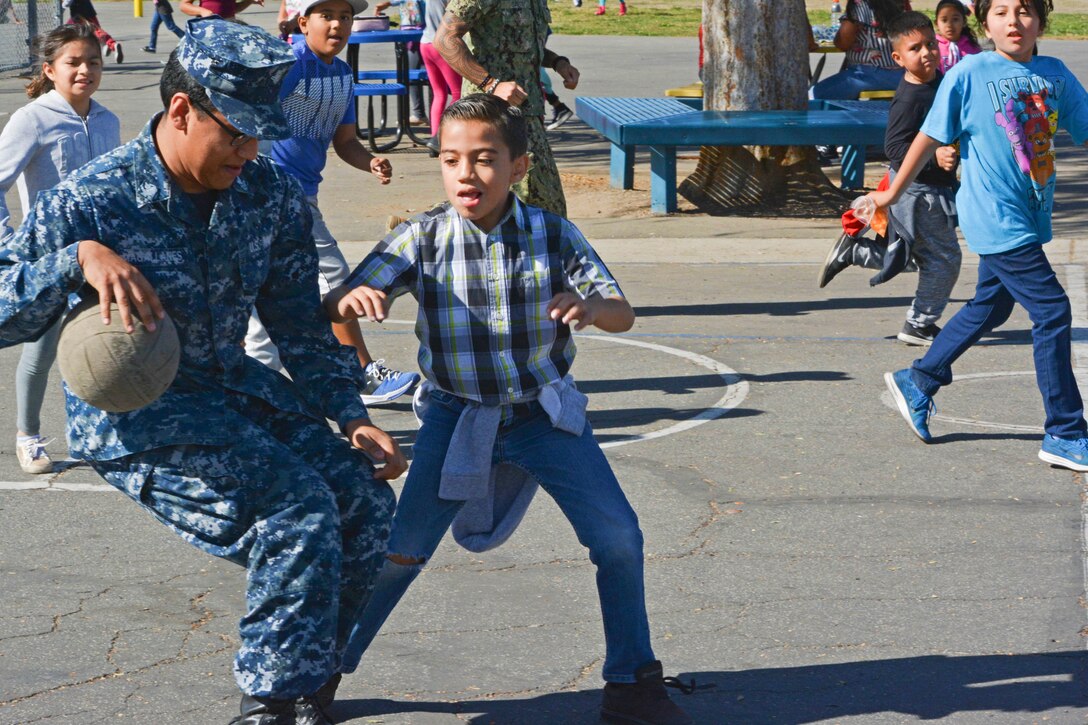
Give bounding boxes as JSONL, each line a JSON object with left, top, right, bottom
{"left": 575, "top": 97, "right": 890, "bottom": 214}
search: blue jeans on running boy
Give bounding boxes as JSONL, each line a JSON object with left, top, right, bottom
{"left": 341, "top": 388, "right": 655, "bottom": 683}
{"left": 909, "top": 243, "right": 1087, "bottom": 439}
{"left": 147, "top": 9, "right": 183, "bottom": 51}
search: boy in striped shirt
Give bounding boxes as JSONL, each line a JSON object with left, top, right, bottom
{"left": 327, "top": 94, "right": 692, "bottom": 725}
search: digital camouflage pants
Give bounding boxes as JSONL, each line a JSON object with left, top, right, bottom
{"left": 92, "top": 394, "right": 395, "bottom": 699}
{"left": 513, "top": 115, "right": 567, "bottom": 218}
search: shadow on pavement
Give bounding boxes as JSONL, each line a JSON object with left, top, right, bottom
{"left": 592, "top": 406, "right": 761, "bottom": 437}
{"left": 635, "top": 296, "right": 918, "bottom": 317}
{"left": 333, "top": 650, "right": 1088, "bottom": 724}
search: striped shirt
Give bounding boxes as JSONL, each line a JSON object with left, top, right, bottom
{"left": 844, "top": 0, "right": 898, "bottom": 70}
{"left": 347, "top": 196, "right": 624, "bottom": 405}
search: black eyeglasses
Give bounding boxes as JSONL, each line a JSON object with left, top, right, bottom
{"left": 188, "top": 96, "right": 254, "bottom": 148}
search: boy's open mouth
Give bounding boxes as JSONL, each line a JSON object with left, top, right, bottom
{"left": 458, "top": 189, "right": 482, "bottom": 207}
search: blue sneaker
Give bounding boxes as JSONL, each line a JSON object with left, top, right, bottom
{"left": 1038, "top": 434, "right": 1088, "bottom": 471}
{"left": 884, "top": 369, "right": 934, "bottom": 443}
{"left": 360, "top": 360, "right": 420, "bottom": 405}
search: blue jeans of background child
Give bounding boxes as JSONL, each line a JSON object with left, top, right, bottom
{"left": 811, "top": 64, "right": 904, "bottom": 100}
{"left": 341, "top": 389, "right": 656, "bottom": 683}
{"left": 147, "top": 9, "right": 183, "bottom": 51}
{"left": 910, "top": 243, "right": 1087, "bottom": 439}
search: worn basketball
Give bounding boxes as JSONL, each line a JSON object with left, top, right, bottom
{"left": 57, "top": 298, "right": 180, "bottom": 413}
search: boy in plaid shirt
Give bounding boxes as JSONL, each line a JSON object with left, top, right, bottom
{"left": 327, "top": 94, "right": 691, "bottom": 725}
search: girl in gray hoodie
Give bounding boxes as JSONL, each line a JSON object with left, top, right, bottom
{"left": 0, "top": 23, "right": 120, "bottom": 473}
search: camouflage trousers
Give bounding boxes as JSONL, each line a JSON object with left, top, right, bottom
{"left": 92, "top": 394, "right": 395, "bottom": 699}
{"left": 513, "top": 115, "right": 567, "bottom": 217}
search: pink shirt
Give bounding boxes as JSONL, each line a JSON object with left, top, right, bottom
{"left": 197, "top": 0, "right": 237, "bottom": 17}
{"left": 937, "top": 34, "right": 981, "bottom": 74}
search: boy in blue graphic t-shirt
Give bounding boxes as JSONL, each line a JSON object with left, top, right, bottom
{"left": 873, "top": 0, "right": 1088, "bottom": 471}
{"left": 245, "top": 0, "right": 422, "bottom": 405}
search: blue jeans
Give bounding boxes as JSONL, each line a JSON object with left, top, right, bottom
{"left": 910, "top": 243, "right": 1087, "bottom": 439}
{"left": 15, "top": 317, "right": 60, "bottom": 435}
{"left": 343, "top": 389, "right": 655, "bottom": 682}
{"left": 147, "top": 10, "right": 182, "bottom": 50}
{"left": 811, "top": 64, "right": 904, "bottom": 100}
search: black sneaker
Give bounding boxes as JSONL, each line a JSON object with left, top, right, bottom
{"left": 815, "top": 144, "right": 838, "bottom": 166}
{"left": 142, "top": 45, "right": 155, "bottom": 53}
{"left": 817, "top": 232, "right": 856, "bottom": 288}
{"left": 897, "top": 321, "right": 941, "bottom": 346}
{"left": 114, "top": 42, "right": 123, "bottom": 63}
{"left": 295, "top": 673, "right": 340, "bottom": 725}
{"left": 229, "top": 694, "right": 296, "bottom": 725}
{"left": 601, "top": 660, "right": 694, "bottom": 725}
{"left": 546, "top": 104, "right": 573, "bottom": 131}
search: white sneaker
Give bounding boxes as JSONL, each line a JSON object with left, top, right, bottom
{"left": 16, "top": 435, "right": 53, "bottom": 474}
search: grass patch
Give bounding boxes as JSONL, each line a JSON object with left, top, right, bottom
{"left": 549, "top": 2, "right": 1088, "bottom": 39}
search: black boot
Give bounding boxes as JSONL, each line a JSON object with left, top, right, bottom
{"left": 295, "top": 673, "right": 341, "bottom": 725}
{"left": 816, "top": 232, "right": 857, "bottom": 289}
{"left": 228, "top": 693, "right": 297, "bottom": 725}
{"left": 600, "top": 660, "right": 694, "bottom": 725}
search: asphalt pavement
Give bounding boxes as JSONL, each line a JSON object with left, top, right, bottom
{"left": 1, "top": 5, "right": 1088, "bottom": 724}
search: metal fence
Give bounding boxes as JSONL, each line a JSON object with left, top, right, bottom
{"left": 0, "top": 0, "right": 65, "bottom": 74}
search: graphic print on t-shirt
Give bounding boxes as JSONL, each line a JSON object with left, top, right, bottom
{"left": 282, "top": 72, "right": 353, "bottom": 141}
{"left": 988, "top": 73, "right": 1067, "bottom": 209}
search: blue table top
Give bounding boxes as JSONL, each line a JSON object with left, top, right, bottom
{"left": 576, "top": 96, "right": 889, "bottom": 147}
{"left": 349, "top": 28, "right": 423, "bottom": 43}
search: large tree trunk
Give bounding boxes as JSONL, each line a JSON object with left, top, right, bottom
{"left": 679, "top": 0, "right": 848, "bottom": 216}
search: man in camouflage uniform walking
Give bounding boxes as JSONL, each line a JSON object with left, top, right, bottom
{"left": 434, "top": 0, "right": 578, "bottom": 217}
{"left": 0, "top": 19, "right": 403, "bottom": 725}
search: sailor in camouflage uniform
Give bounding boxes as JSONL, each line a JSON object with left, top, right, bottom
{"left": 0, "top": 19, "right": 403, "bottom": 725}
{"left": 434, "top": 0, "right": 578, "bottom": 217}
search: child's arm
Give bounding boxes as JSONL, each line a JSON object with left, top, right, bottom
{"left": 868, "top": 132, "right": 942, "bottom": 208}
{"left": 547, "top": 293, "right": 634, "bottom": 333}
{"left": 332, "top": 124, "right": 392, "bottom": 185}
{"left": 178, "top": 0, "right": 212, "bottom": 17}
{"left": 326, "top": 284, "right": 389, "bottom": 323}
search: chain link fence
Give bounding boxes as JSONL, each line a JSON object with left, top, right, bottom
{"left": 0, "top": 0, "right": 65, "bottom": 74}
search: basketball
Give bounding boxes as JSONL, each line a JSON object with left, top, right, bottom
{"left": 57, "top": 297, "right": 180, "bottom": 413}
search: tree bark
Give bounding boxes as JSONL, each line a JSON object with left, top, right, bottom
{"left": 679, "top": 0, "right": 849, "bottom": 216}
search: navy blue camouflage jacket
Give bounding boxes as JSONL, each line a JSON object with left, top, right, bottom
{"left": 0, "top": 116, "right": 369, "bottom": 461}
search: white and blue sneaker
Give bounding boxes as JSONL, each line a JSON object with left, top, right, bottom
{"left": 884, "top": 369, "right": 934, "bottom": 443}
{"left": 1038, "top": 434, "right": 1088, "bottom": 471}
{"left": 360, "top": 360, "right": 420, "bottom": 405}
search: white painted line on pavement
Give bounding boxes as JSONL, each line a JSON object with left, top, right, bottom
{"left": 578, "top": 334, "right": 749, "bottom": 450}
{"left": 0, "top": 480, "right": 113, "bottom": 491}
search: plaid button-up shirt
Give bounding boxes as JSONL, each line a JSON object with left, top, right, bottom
{"left": 348, "top": 196, "right": 624, "bottom": 405}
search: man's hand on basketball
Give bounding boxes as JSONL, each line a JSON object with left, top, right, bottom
{"left": 77, "top": 240, "right": 165, "bottom": 333}
{"left": 346, "top": 418, "right": 407, "bottom": 480}
{"left": 492, "top": 81, "right": 528, "bottom": 107}
{"left": 328, "top": 284, "right": 389, "bottom": 323}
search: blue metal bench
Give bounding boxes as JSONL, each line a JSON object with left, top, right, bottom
{"left": 574, "top": 97, "right": 890, "bottom": 214}
{"left": 357, "top": 68, "right": 429, "bottom": 82}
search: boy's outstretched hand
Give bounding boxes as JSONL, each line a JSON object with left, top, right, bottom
{"left": 547, "top": 292, "right": 635, "bottom": 333}
{"left": 327, "top": 284, "right": 389, "bottom": 323}
{"left": 370, "top": 156, "right": 392, "bottom": 184}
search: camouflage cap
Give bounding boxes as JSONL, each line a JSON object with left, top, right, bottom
{"left": 177, "top": 17, "right": 296, "bottom": 140}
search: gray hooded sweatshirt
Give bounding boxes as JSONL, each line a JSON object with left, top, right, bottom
{"left": 0, "top": 89, "right": 121, "bottom": 240}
